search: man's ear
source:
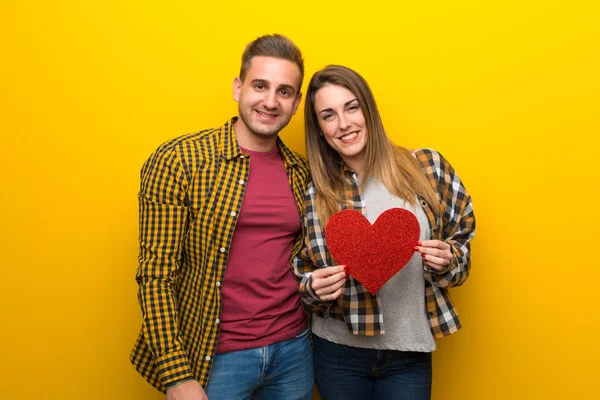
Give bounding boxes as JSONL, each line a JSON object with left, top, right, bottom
{"left": 233, "top": 77, "right": 242, "bottom": 102}
{"left": 292, "top": 92, "right": 303, "bottom": 115}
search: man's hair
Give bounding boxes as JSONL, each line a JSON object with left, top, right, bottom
{"left": 239, "top": 34, "right": 304, "bottom": 90}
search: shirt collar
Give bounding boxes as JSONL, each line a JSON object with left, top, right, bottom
{"left": 341, "top": 162, "right": 359, "bottom": 182}
{"left": 221, "top": 117, "right": 242, "bottom": 160}
{"left": 222, "top": 116, "right": 300, "bottom": 167}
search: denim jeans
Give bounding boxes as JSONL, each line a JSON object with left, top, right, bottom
{"left": 205, "top": 329, "right": 313, "bottom": 400}
{"left": 313, "top": 335, "right": 432, "bottom": 400}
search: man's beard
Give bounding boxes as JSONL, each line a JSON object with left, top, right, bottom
{"left": 238, "top": 107, "right": 292, "bottom": 138}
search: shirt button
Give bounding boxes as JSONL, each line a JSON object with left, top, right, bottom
{"left": 216, "top": 281, "right": 221, "bottom": 287}
{"left": 215, "top": 318, "right": 220, "bottom": 324}
{"left": 219, "top": 247, "right": 226, "bottom": 253}
{"left": 239, "top": 155, "right": 245, "bottom": 159}
{"left": 239, "top": 179, "right": 245, "bottom": 184}
{"left": 230, "top": 211, "right": 237, "bottom": 217}
{"left": 205, "top": 356, "right": 211, "bottom": 361}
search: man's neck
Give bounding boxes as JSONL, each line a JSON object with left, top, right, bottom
{"left": 233, "top": 119, "right": 279, "bottom": 152}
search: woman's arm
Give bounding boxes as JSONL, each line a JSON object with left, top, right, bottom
{"left": 291, "top": 183, "right": 346, "bottom": 310}
{"left": 416, "top": 149, "right": 476, "bottom": 288}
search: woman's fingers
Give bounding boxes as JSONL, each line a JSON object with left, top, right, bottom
{"left": 414, "top": 240, "right": 453, "bottom": 272}
{"left": 418, "top": 240, "right": 450, "bottom": 250}
{"left": 417, "top": 247, "right": 450, "bottom": 258}
{"left": 311, "top": 266, "right": 346, "bottom": 288}
{"left": 420, "top": 254, "right": 449, "bottom": 271}
{"left": 318, "top": 287, "right": 344, "bottom": 301}
{"left": 315, "top": 276, "right": 346, "bottom": 300}
{"left": 311, "top": 265, "right": 347, "bottom": 301}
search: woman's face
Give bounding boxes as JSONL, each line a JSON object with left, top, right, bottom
{"left": 314, "top": 84, "right": 368, "bottom": 172}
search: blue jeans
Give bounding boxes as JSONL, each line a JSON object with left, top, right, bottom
{"left": 206, "top": 329, "right": 313, "bottom": 400}
{"left": 313, "top": 335, "right": 432, "bottom": 400}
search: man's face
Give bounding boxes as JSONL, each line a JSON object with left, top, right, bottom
{"left": 233, "top": 56, "right": 302, "bottom": 139}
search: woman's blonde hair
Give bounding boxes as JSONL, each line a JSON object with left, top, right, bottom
{"left": 304, "top": 65, "right": 440, "bottom": 223}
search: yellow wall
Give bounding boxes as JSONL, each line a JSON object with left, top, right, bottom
{"left": 1, "top": 1, "right": 598, "bottom": 399}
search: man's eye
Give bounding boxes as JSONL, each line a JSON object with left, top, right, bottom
{"left": 255, "top": 84, "right": 265, "bottom": 90}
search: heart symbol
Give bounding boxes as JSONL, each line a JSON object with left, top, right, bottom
{"left": 325, "top": 208, "right": 420, "bottom": 295}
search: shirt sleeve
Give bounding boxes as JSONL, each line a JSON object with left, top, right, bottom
{"left": 423, "top": 150, "right": 476, "bottom": 288}
{"left": 135, "top": 145, "right": 194, "bottom": 386}
{"left": 291, "top": 183, "right": 336, "bottom": 312}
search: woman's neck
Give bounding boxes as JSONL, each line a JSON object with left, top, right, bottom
{"left": 342, "top": 155, "right": 366, "bottom": 178}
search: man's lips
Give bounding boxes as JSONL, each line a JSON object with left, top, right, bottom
{"left": 255, "top": 110, "right": 279, "bottom": 119}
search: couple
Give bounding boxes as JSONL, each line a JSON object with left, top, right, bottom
{"left": 130, "top": 34, "right": 476, "bottom": 400}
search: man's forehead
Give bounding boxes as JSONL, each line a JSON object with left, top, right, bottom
{"left": 245, "top": 56, "right": 301, "bottom": 89}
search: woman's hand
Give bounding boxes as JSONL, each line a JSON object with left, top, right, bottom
{"left": 309, "top": 265, "right": 347, "bottom": 301}
{"left": 414, "top": 240, "right": 454, "bottom": 272}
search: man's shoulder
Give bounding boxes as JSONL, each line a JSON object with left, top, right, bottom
{"left": 291, "top": 150, "right": 309, "bottom": 171}
{"left": 154, "top": 127, "right": 222, "bottom": 157}
{"left": 141, "top": 126, "right": 226, "bottom": 179}
{"left": 276, "top": 138, "right": 310, "bottom": 174}
{"left": 289, "top": 151, "right": 311, "bottom": 183}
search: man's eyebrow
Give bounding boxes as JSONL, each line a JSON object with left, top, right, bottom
{"left": 319, "top": 98, "right": 358, "bottom": 114}
{"left": 250, "top": 79, "right": 269, "bottom": 86}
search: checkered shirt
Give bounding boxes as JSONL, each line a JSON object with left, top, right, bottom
{"left": 292, "top": 148, "right": 475, "bottom": 338}
{"left": 130, "top": 118, "right": 310, "bottom": 391}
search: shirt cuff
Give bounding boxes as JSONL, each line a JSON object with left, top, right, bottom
{"left": 165, "top": 377, "right": 195, "bottom": 390}
{"left": 155, "top": 350, "right": 194, "bottom": 387}
{"left": 304, "top": 272, "right": 319, "bottom": 298}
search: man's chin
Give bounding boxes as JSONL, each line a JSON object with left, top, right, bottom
{"left": 250, "top": 128, "right": 281, "bottom": 138}
{"left": 248, "top": 122, "right": 287, "bottom": 138}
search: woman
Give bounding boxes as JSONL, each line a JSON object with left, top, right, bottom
{"left": 292, "top": 65, "right": 476, "bottom": 400}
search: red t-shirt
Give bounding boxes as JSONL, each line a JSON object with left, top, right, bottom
{"left": 216, "top": 146, "right": 307, "bottom": 353}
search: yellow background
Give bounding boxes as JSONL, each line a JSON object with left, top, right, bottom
{"left": 1, "top": 1, "right": 598, "bottom": 399}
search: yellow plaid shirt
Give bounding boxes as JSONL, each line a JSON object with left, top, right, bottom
{"left": 130, "top": 118, "right": 310, "bottom": 392}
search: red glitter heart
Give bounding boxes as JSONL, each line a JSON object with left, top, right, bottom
{"left": 325, "top": 208, "right": 420, "bottom": 295}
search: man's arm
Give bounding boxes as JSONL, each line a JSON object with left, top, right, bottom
{"left": 136, "top": 145, "right": 195, "bottom": 387}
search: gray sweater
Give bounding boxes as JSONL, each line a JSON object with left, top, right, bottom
{"left": 312, "top": 178, "right": 436, "bottom": 352}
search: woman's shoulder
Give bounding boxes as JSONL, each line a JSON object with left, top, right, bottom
{"left": 409, "top": 148, "right": 460, "bottom": 183}
{"left": 411, "top": 147, "right": 442, "bottom": 160}
{"left": 411, "top": 148, "right": 449, "bottom": 168}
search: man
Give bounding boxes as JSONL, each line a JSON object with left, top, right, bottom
{"left": 130, "top": 34, "right": 312, "bottom": 400}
